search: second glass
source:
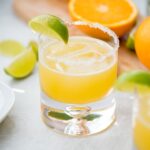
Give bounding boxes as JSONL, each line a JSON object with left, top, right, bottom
{"left": 133, "top": 91, "right": 150, "bottom": 150}
{"left": 39, "top": 21, "right": 119, "bottom": 136}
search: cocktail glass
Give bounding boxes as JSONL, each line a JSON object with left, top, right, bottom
{"left": 39, "top": 21, "right": 119, "bottom": 136}
{"left": 133, "top": 91, "right": 150, "bottom": 150}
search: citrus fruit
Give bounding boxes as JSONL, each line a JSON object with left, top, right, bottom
{"left": 135, "top": 17, "right": 150, "bottom": 69}
{"left": 69, "top": 0, "right": 138, "bottom": 37}
{"left": 126, "top": 35, "right": 135, "bottom": 50}
{"left": 28, "top": 15, "right": 69, "bottom": 44}
{"left": 126, "top": 27, "right": 136, "bottom": 50}
{"left": 4, "top": 48, "right": 37, "bottom": 79}
{"left": 115, "top": 71, "right": 150, "bottom": 93}
{"left": 28, "top": 41, "right": 38, "bottom": 60}
{"left": 0, "top": 40, "right": 25, "bottom": 56}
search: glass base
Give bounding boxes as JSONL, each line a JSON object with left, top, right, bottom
{"left": 41, "top": 92, "right": 116, "bottom": 136}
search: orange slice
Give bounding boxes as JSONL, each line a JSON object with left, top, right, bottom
{"left": 69, "top": 0, "right": 138, "bottom": 37}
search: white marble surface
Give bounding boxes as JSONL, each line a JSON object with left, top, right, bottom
{"left": 0, "top": 0, "right": 147, "bottom": 150}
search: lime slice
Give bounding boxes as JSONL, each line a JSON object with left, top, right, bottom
{"left": 4, "top": 48, "right": 37, "bottom": 79}
{"left": 28, "top": 15, "right": 69, "bottom": 44}
{"left": 115, "top": 71, "right": 150, "bottom": 93}
{"left": 0, "top": 40, "right": 25, "bottom": 56}
{"left": 28, "top": 41, "right": 38, "bottom": 60}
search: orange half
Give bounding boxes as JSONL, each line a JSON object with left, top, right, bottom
{"left": 69, "top": 0, "right": 138, "bottom": 37}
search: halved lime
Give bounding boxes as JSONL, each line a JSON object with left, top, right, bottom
{"left": 4, "top": 48, "right": 37, "bottom": 79}
{"left": 0, "top": 40, "right": 25, "bottom": 56}
{"left": 115, "top": 71, "right": 150, "bottom": 93}
{"left": 28, "top": 15, "right": 69, "bottom": 44}
{"left": 28, "top": 41, "right": 38, "bottom": 60}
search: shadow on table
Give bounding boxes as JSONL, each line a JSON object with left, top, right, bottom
{"left": 0, "top": 116, "right": 16, "bottom": 144}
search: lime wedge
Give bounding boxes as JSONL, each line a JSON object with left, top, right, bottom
{"left": 28, "top": 41, "right": 38, "bottom": 60}
{"left": 0, "top": 40, "right": 25, "bottom": 56}
{"left": 28, "top": 15, "right": 69, "bottom": 44}
{"left": 115, "top": 71, "right": 150, "bottom": 93}
{"left": 126, "top": 26, "right": 137, "bottom": 50}
{"left": 4, "top": 48, "right": 37, "bottom": 79}
{"left": 126, "top": 36, "right": 135, "bottom": 50}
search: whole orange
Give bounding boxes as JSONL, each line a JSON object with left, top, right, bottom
{"left": 135, "top": 17, "right": 150, "bottom": 69}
